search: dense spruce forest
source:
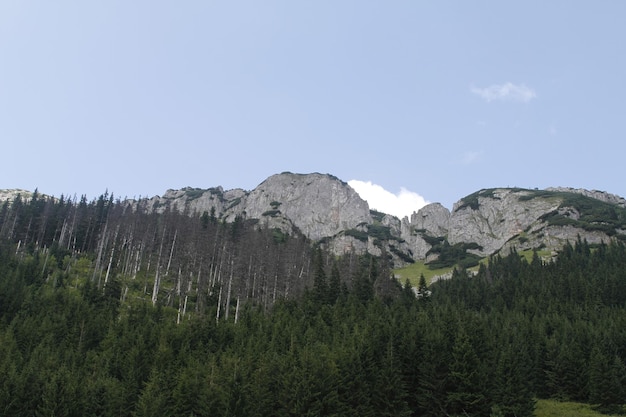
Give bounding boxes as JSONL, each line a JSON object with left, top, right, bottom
{"left": 1, "top": 192, "right": 626, "bottom": 416}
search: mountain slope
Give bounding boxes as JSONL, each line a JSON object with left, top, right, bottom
{"left": 3, "top": 173, "right": 626, "bottom": 267}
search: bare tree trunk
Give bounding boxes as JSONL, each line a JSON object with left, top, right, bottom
{"left": 208, "top": 226, "right": 221, "bottom": 287}
{"left": 132, "top": 243, "right": 143, "bottom": 280}
{"left": 8, "top": 209, "right": 19, "bottom": 241}
{"left": 234, "top": 296, "right": 240, "bottom": 324}
{"left": 58, "top": 216, "right": 69, "bottom": 250}
{"left": 165, "top": 229, "right": 177, "bottom": 276}
{"left": 216, "top": 276, "right": 223, "bottom": 323}
{"left": 41, "top": 246, "right": 50, "bottom": 279}
{"left": 92, "top": 221, "right": 108, "bottom": 285}
{"left": 251, "top": 270, "right": 258, "bottom": 299}
{"left": 144, "top": 251, "right": 152, "bottom": 294}
{"left": 224, "top": 257, "right": 234, "bottom": 321}
{"left": 272, "top": 253, "right": 280, "bottom": 303}
{"left": 245, "top": 256, "right": 253, "bottom": 300}
{"left": 66, "top": 195, "right": 78, "bottom": 251}
{"left": 211, "top": 242, "right": 227, "bottom": 291}
{"left": 195, "top": 265, "right": 204, "bottom": 313}
{"left": 103, "top": 226, "right": 120, "bottom": 290}
{"left": 120, "top": 233, "right": 133, "bottom": 277}
{"left": 178, "top": 273, "right": 193, "bottom": 324}
{"left": 176, "top": 266, "right": 182, "bottom": 297}
{"left": 152, "top": 227, "right": 167, "bottom": 306}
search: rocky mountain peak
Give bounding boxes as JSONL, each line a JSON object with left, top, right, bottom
{"left": 0, "top": 189, "right": 36, "bottom": 202}
{"left": 243, "top": 172, "right": 372, "bottom": 241}
{"left": 6, "top": 175, "right": 625, "bottom": 268}
{"left": 447, "top": 188, "right": 562, "bottom": 255}
{"left": 410, "top": 202, "right": 451, "bottom": 236}
{"left": 546, "top": 187, "right": 626, "bottom": 208}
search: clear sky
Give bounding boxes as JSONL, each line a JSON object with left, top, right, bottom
{"left": 2, "top": 2, "right": 625, "bottom": 217}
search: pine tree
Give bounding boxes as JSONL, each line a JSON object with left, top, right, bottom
{"left": 328, "top": 261, "right": 341, "bottom": 304}
{"left": 417, "top": 273, "right": 430, "bottom": 300}
{"left": 446, "top": 326, "right": 488, "bottom": 416}
{"left": 312, "top": 248, "right": 328, "bottom": 305}
{"left": 588, "top": 345, "right": 626, "bottom": 414}
{"left": 491, "top": 341, "right": 536, "bottom": 417}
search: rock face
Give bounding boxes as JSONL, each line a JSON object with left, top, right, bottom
{"left": 241, "top": 173, "right": 372, "bottom": 241}
{"left": 397, "top": 203, "right": 451, "bottom": 260}
{"left": 0, "top": 189, "right": 36, "bottom": 202}
{"left": 386, "top": 187, "right": 625, "bottom": 264}
{"left": 410, "top": 203, "right": 451, "bottom": 236}
{"left": 139, "top": 187, "right": 247, "bottom": 216}
{"left": 546, "top": 187, "right": 626, "bottom": 208}
{"left": 135, "top": 172, "right": 372, "bottom": 242}
{"left": 125, "top": 175, "right": 626, "bottom": 266}
{"left": 6, "top": 174, "right": 625, "bottom": 267}
{"left": 447, "top": 189, "right": 561, "bottom": 255}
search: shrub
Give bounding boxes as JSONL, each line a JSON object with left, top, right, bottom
{"left": 457, "top": 189, "right": 499, "bottom": 211}
{"left": 344, "top": 229, "right": 368, "bottom": 242}
{"left": 370, "top": 210, "right": 385, "bottom": 223}
{"left": 183, "top": 188, "right": 205, "bottom": 201}
{"left": 389, "top": 245, "right": 415, "bottom": 264}
{"left": 426, "top": 240, "right": 483, "bottom": 270}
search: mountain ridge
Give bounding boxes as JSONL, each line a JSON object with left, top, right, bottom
{"left": 3, "top": 172, "right": 626, "bottom": 267}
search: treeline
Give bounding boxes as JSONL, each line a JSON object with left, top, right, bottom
{"left": 0, "top": 191, "right": 327, "bottom": 317}
{"left": 1, "top": 192, "right": 626, "bottom": 416}
{"left": 1, "top": 234, "right": 626, "bottom": 415}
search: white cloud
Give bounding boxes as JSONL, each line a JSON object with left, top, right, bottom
{"left": 348, "top": 180, "right": 429, "bottom": 219}
{"left": 471, "top": 82, "right": 537, "bottom": 103}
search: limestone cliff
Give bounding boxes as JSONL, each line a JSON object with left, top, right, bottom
{"left": 123, "top": 176, "right": 626, "bottom": 266}
{"left": 414, "top": 187, "right": 626, "bottom": 261}
{"left": 546, "top": 187, "right": 626, "bottom": 208}
{"left": 238, "top": 172, "right": 372, "bottom": 241}
{"left": 0, "top": 189, "right": 37, "bottom": 202}
{"left": 447, "top": 189, "right": 562, "bottom": 255}
{"left": 134, "top": 172, "right": 372, "bottom": 242}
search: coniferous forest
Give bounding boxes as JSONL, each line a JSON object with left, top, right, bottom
{"left": 1, "top": 193, "right": 626, "bottom": 416}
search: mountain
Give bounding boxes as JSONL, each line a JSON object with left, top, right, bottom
{"left": 121, "top": 172, "right": 626, "bottom": 266}
{"left": 3, "top": 175, "right": 626, "bottom": 417}
{"left": 3, "top": 172, "right": 626, "bottom": 268}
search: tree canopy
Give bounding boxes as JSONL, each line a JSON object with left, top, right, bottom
{"left": 0, "top": 194, "right": 625, "bottom": 416}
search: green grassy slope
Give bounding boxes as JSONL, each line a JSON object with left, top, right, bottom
{"left": 535, "top": 399, "right": 624, "bottom": 417}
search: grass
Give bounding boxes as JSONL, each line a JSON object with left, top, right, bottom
{"left": 535, "top": 399, "right": 624, "bottom": 417}
{"left": 395, "top": 249, "right": 554, "bottom": 287}
{"left": 393, "top": 261, "right": 455, "bottom": 286}
{"left": 518, "top": 248, "right": 554, "bottom": 263}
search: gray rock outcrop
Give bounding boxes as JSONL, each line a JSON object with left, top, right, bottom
{"left": 132, "top": 172, "right": 372, "bottom": 243}
{"left": 122, "top": 175, "right": 626, "bottom": 265}
{"left": 410, "top": 203, "right": 451, "bottom": 236}
{"left": 241, "top": 173, "right": 372, "bottom": 241}
{"left": 546, "top": 187, "right": 626, "bottom": 208}
{"left": 447, "top": 189, "right": 561, "bottom": 255}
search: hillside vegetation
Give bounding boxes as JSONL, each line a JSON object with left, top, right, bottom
{"left": 535, "top": 400, "right": 624, "bottom": 417}
{"left": 1, "top": 192, "right": 626, "bottom": 416}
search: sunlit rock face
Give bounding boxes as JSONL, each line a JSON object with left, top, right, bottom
{"left": 121, "top": 176, "right": 626, "bottom": 264}
{"left": 242, "top": 172, "right": 372, "bottom": 241}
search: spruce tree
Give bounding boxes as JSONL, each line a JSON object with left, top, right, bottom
{"left": 446, "top": 326, "right": 488, "bottom": 416}
{"left": 417, "top": 273, "right": 430, "bottom": 299}
{"left": 588, "top": 345, "right": 626, "bottom": 414}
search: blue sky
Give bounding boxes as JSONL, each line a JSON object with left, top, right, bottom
{"left": 2, "top": 1, "right": 625, "bottom": 217}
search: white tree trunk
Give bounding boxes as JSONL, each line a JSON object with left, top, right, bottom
{"left": 151, "top": 228, "right": 167, "bottom": 306}
{"left": 224, "top": 257, "right": 234, "bottom": 321}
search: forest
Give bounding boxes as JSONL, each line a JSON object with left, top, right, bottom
{"left": 0, "top": 192, "right": 625, "bottom": 416}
